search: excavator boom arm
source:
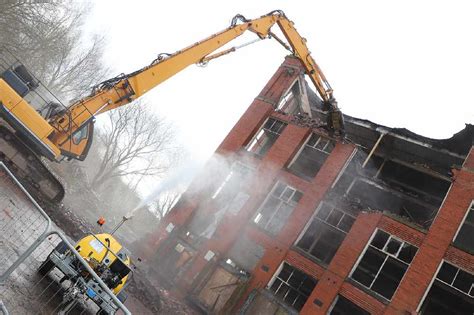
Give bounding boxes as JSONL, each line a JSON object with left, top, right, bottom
{"left": 50, "top": 11, "right": 338, "bottom": 157}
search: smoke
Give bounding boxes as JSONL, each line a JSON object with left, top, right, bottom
{"left": 126, "top": 160, "right": 204, "bottom": 218}
{"left": 184, "top": 152, "right": 269, "bottom": 239}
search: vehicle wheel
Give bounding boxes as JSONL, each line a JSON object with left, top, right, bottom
{"left": 38, "top": 259, "right": 55, "bottom": 276}
{"left": 117, "top": 291, "right": 127, "bottom": 303}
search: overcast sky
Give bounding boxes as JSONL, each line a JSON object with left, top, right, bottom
{"left": 87, "top": 0, "right": 473, "bottom": 166}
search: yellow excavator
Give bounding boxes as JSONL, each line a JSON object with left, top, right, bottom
{"left": 0, "top": 10, "right": 343, "bottom": 204}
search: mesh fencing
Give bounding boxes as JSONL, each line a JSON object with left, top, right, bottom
{"left": 0, "top": 163, "right": 130, "bottom": 314}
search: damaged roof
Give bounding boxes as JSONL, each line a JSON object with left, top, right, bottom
{"left": 305, "top": 81, "right": 474, "bottom": 175}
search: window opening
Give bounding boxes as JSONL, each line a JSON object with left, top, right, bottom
{"left": 212, "top": 162, "right": 253, "bottom": 201}
{"left": 328, "top": 295, "right": 370, "bottom": 315}
{"left": 277, "top": 80, "right": 303, "bottom": 115}
{"left": 419, "top": 261, "right": 473, "bottom": 314}
{"left": 347, "top": 178, "right": 438, "bottom": 229}
{"left": 268, "top": 262, "right": 317, "bottom": 311}
{"left": 296, "top": 202, "right": 356, "bottom": 265}
{"left": 254, "top": 182, "right": 303, "bottom": 235}
{"left": 288, "top": 133, "right": 335, "bottom": 179}
{"left": 350, "top": 229, "right": 418, "bottom": 300}
{"left": 246, "top": 118, "right": 287, "bottom": 157}
{"left": 453, "top": 201, "right": 474, "bottom": 253}
{"left": 330, "top": 151, "right": 451, "bottom": 230}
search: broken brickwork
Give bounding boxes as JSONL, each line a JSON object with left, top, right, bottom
{"left": 148, "top": 56, "right": 474, "bottom": 314}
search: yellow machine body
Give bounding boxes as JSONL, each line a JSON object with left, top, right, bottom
{"left": 75, "top": 233, "right": 131, "bottom": 294}
{"left": 0, "top": 79, "right": 60, "bottom": 158}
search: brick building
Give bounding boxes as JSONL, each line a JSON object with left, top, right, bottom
{"left": 148, "top": 57, "right": 474, "bottom": 314}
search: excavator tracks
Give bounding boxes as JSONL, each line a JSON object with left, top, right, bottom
{"left": 0, "top": 125, "right": 65, "bottom": 204}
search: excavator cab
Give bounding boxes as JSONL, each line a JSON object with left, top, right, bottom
{"left": 60, "top": 120, "right": 95, "bottom": 160}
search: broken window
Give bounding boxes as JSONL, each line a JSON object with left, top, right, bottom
{"left": 228, "top": 235, "right": 265, "bottom": 272}
{"left": 329, "top": 296, "right": 370, "bottom": 315}
{"left": 246, "top": 118, "right": 287, "bottom": 157}
{"left": 329, "top": 149, "right": 451, "bottom": 229}
{"left": 296, "top": 202, "right": 356, "bottom": 265}
{"left": 212, "top": 162, "right": 253, "bottom": 199}
{"left": 212, "top": 162, "right": 253, "bottom": 214}
{"left": 268, "top": 262, "right": 318, "bottom": 311}
{"left": 347, "top": 178, "right": 440, "bottom": 229}
{"left": 351, "top": 229, "right": 418, "bottom": 300}
{"left": 377, "top": 160, "right": 450, "bottom": 207}
{"left": 453, "top": 201, "right": 474, "bottom": 253}
{"left": 277, "top": 80, "right": 303, "bottom": 115}
{"left": 419, "top": 261, "right": 474, "bottom": 314}
{"left": 185, "top": 163, "right": 253, "bottom": 240}
{"left": 288, "top": 133, "right": 335, "bottom": 179}
{"left": 254, "top": 182, "right": 303, "bottom": 235}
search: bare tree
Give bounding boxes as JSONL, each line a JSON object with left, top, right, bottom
{"left": 151, "top": 191, "right": 181, "bottom": 220}
{"left": 91, "top": 100, "right": 178, "bottom": 189}
{"left": 0, "top": 1, "right": 109, "bottom": 100}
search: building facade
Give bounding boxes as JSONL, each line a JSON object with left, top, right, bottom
{"left": 148, "top": 57, "right": 474, "bottom": 314}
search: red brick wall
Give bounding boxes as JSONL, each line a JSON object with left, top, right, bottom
{"left": 378, "top": 216, "right": 425, "bottom": 247}
{"left": 280, "top": 143, "right": 356, "bottom": 247}
{"left": 285, "top": 250, "right": 326, "bottom": 280}
{"left": 258, "top": 56, "right": 305, "bottom": 106}
{"left": 386, "top": 147, "right": 474, "bottom": 314}
{"left": 301, "top": 212, "right": 382, "bottom": 314}
{"left": 444, "top": 246, "right": 474, "bottom": 273}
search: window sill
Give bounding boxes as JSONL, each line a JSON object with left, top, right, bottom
{"left": 381, "top": 210, "right": 428, "bottom": 234}
{"left": 450, "top": 242, "right": 474, "bottom": 256}
{"left": 250, "top": 222, "right": 280, "bottom": 238}
{"left": 284, "top": 167, "right": 315, "bottom": 183}
{"left": 346, "top": 278, "right": 391, "bottom": 305}
{"left": 291, "top": 246, "right": 330, "bottom": 269}
{"left": 240, "top": 147, "right": 264, "bottom": 159}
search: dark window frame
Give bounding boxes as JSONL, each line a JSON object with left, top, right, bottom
{"left": 253, "top": 181, "right": 303, "bottom": 235}
{"left": 211, "top": 162, "right": 254, "bottom": 200}
{"left": 418, "top": 260, "right": 474, "bottom": 314}
{"left": 346, "top": 177, "right": 439, "bottom": 229}
{"left": 350, "top": 229, "right": 418, "bottom": 301}
{"left": 267, "top": 262, "right": 318, "bottom": 312}
{"left": 453, "top": 201, "right": 474, "bottom": 254}
{"left": 246, "top": 117, "right": 287, "bottom": 157}
{"left": 288, "top": 133, "right": 335, "bottom": 179}
{"left": 328, "top": 295, "right": 370, "bottom": 315}
{"left": 295, "top": 201, "right": 356, "bottom": 265}
{"left": 276, "top": 79, "right": 304, "bottom": 115}
{"left": 435, "top": 261, "right": 474, "bottom": 297}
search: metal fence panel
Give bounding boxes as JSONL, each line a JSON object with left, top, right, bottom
{"left": 0, "top": 163, "right": 131, "bottom": 314}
